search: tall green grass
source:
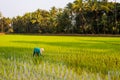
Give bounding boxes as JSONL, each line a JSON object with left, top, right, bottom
{"left": 0, "top": 35, "right": 120, "bottom": 80}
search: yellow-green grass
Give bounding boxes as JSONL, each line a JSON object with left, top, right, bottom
{"left": 0, "top": 35, "right": 120, "bottom": 80}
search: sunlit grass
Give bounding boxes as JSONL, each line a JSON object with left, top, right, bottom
{"left": 0, "top": 35, "right": 120, "bottom": 80}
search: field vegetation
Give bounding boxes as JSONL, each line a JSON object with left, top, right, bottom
{"left": 0, "top": 35, "right": 120, "bottom": 80}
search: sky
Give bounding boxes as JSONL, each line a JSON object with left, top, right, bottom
{"left": 0, "top": 0, "right": 120, "bottom": 18}
{"left": 0, "top": 0, "right": 74, "bottom": 18}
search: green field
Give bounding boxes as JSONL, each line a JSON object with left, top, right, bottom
{"left": 0, "top": 35, "right": 120, "bottom": 80}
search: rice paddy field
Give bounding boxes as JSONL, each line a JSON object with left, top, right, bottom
{"left": 0, "top": 35, "right": 120, "bottom": 80}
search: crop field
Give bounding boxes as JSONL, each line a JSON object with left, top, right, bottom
{"left": 0, "top": 35, "right": 120, "bottom": 80}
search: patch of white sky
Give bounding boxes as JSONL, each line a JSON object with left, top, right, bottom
{"left": 0, "top": 0, "right": 119, "bottom": 18}
{"left": 0, "top": 0, "right": 74, "bottom": 18}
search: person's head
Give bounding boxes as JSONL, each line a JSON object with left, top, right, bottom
{"left": 40, "top": 48, "right": 44, "bottom": 54}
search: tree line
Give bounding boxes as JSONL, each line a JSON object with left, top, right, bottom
{"left": 0, "top": 0, "right": 120, "bottom": 34}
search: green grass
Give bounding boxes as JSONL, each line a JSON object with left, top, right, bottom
{"left": 0, "top": 35, "right": 120, "bottom": 80}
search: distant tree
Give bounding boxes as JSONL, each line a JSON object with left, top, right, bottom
{"left": 72, "top": 0, "right": 88, "bottom": 33}
{"left": 66, "top": 2, "right": 76, "bottom": 33}
{"left": 10, "top": 1, "right": 120, "bottom": 34}
{"left": 48, "top": 7, "right": 58, "bottom": 33}
{"left": 0, "top": 17, "right": 12, "bottom": 33}
{"left": 12, "top": 16, "right": 24, "bottom": 33}
{"left": 101, "top": 13, "right": 107, "bottom": 34}
{"left": 57, "top": 9, "right": 72, "bottom": 33}
{"left": 0, "top": 12, "right": 3, "bottom": 32}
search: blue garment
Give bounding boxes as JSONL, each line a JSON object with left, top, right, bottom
{"left": 33, "top": 47, "right": 41, "bottom": 56}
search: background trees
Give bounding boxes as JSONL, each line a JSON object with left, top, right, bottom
{"left": 0, "top": 0, "right": 120, "bottom": 34}
{"left": 0, "top": 16, "right": 12, "bottom": 33}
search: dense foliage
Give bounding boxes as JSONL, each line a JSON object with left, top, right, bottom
{"left": 0, "top": 0, "right": 120, "bottom": 34}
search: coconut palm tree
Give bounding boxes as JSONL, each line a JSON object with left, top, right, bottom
{"left": 72, "top": 0, "right": 89, "bottom": 33}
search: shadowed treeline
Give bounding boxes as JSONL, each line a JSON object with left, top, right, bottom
{"left": 0, "top": 0, "right": 120, "bottom": 34}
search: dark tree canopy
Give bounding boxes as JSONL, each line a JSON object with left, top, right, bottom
{"left": 0, "top": 0, "right": 120, "bottom": 34}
